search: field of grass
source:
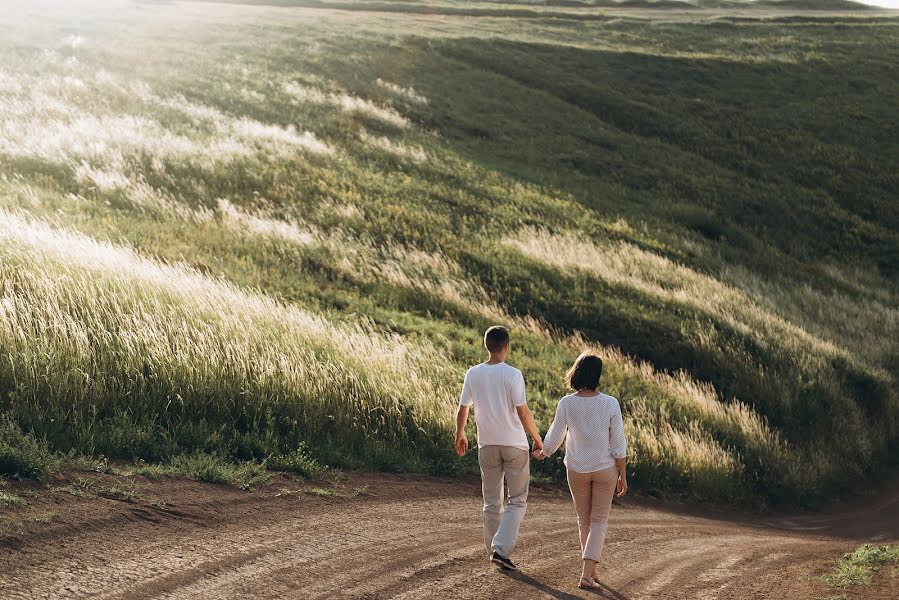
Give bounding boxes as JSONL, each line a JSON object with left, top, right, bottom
{"left": 0, "top": 0, "right": 896, "bottom": 507}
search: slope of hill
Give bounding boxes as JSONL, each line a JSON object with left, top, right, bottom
{"left": 0, "top": 0, "right": 896, "bottom": 507}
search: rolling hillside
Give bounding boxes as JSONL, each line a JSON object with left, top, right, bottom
{"left": 0, "top": 0, "right": 897, "bottom": 507}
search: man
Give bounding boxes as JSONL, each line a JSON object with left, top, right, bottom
{"left": 455, "top": 325, "right": 543, "bottom": 571}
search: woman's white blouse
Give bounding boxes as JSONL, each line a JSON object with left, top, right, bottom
{"left": 541, "top": 392, "right": 627, "bottom": 473}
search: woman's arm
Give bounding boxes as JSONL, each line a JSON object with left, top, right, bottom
{"left": 610, "top": 401, "right": 627, "bottom": 496}
{"left": 615, "top": 457, "right": 627, "bottom": 496}
{"left": 535, "top": 399, "right": 567, "bottom": 459}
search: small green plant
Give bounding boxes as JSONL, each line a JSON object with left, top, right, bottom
{"left": 820, "top": 544, "right": 899, "bottom": 588}
{"left": 136, "top": 453, "right": 270, "bottom": 490}
{"left": 305, "top": 485, "right": 370, "bottom": 499}
{"left": 0, "top": 416, "right": 58, "bottom": 479}
{"left": 151, "top": 501, "right": 175, "bottom": 513}
{"left": 63, "top": 477, "right": 97, "bottom": 498}
{"left": 267, "top": 445, "right": 322, "bottom": 478}
{"left": 98, "top": 483, "right": 142, "bottom": 502}
{"left": 0, "top": 491, "right": 27, "bottom": 508}
{"left": 31, "top": 512, "right": 58, "bottom": 524}
{"left": 305, "top": 487, "right": 341, "bottom": 498}
{"left": 0, "top": 516, "right": 25, "bottom": 537}
{"left": 93, "top": 456, "right": 113, "bottom": 474}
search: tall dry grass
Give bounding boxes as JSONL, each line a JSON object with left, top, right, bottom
{"left": 0, "top": 209, "right": 457, "bottom": 465}
{"left": 503, "top": 228, "right": 897, "bottom": 500}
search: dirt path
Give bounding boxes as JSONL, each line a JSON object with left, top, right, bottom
{"left": 1, "top": 473, "right": 897, "bottom": 599}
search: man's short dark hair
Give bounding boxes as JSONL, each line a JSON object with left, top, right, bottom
{"left": 484, "top": 325, "right": 510, "bottom": 353}
{"left": 566, "top": 352, "right": 603, "bottom": 391}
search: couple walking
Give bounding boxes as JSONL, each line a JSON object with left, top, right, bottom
{"left": 454, "top": 325, "right": 628, "bottom": 590}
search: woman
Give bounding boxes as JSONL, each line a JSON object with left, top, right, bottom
{"left": 533, "top": 352, "right": 627, "bottom": 590}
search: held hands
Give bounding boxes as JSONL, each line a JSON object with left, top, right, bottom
{"left": 454, "top": 433, "right": 468, "bottom": 457}
{"left": 531, "top": 438, "right": 545, "bottom": 461}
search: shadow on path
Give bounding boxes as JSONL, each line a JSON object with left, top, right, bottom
{"left": 502, "top": 570, "right": 632, "bottom": 600}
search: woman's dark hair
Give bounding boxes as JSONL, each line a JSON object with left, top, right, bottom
{"left": 566, "top": 352, "right": 603, "bottom": 391}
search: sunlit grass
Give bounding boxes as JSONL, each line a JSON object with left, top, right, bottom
{"left": 0, "top": 0, "right": 895, "bottom": 506}
{"left": 0, "top": 209, "right": 457, "bottom": 466}
{"left": 820, "top": 544, "right": 899, "bottom": 588}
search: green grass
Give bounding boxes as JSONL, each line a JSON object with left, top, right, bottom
{"left": 0, "top": 516, "right": 25, "bottom": 538}
{"left": 0, "top": 0, "right": 896, "bottom": 507}
{"left": 0, "top": 491, "right": 27, "bottom": 508}
{"left": 0, "top": 416, "right": 63, "bottom": 479}
{"left": 134, "top": 454, "right": 271, "bottom": 490}
{"left": 820, "top": 544, "right": 899, "bottom": 588}
{"left": 304, "top": 485, "right": 371, "bottom": 498}
{"left": 31, "top": 512, "right": 59, "bottom": 524}
{"left": 267, "top": 445, "right": 324, "bottom": 478}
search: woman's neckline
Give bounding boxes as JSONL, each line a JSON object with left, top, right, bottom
{"left": 573, "top": 390, "right": 602, "bottom": 398}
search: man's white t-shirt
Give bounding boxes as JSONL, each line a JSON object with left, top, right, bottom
{"left": 459, "top": 362, "right": 529, "bottom": 450}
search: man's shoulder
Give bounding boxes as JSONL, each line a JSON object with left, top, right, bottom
{"left": 467, "top": 362, "right": 521, "bottom": 373}
{"left": 502, "top": 363, "right": 523, "bottom": 376}
{"left": 500, "top": 364, "right": 524, "bottom": 386}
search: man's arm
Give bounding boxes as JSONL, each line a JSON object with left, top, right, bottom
{"left": 515, "top": 404, "right": 543, "bottom": 450}
{"left": 511, "top": 370, "right": 541, "bottom": 450}
{"left": 454, "top": 404, "right": 470, "bottom": 456}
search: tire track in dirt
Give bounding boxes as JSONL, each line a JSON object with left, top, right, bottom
{"left": 1, "top": 473, "right": 897, "bottom": 599}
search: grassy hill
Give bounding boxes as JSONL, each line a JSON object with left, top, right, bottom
{"left": 1, "top": 0, "right": 897, "bottom": 507}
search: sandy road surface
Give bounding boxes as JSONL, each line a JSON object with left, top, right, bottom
{"left": 1, "top": 473, "right": 897, "bottom": 599}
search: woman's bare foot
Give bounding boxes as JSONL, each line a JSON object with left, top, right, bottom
{"left": 578, "top": 577, "right": 601, "bottom": 589}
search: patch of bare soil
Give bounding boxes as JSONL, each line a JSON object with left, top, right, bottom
{"left": 1, "top": 472, "right": 897, "bottom": 599}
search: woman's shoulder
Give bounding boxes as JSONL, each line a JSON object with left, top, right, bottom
{"left": 600, "top": 393, "right": 621, "bottom": 408}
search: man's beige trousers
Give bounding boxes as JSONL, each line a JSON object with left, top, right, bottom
{"left": 478, "top": 445, "right": 530, "bottom": 558}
